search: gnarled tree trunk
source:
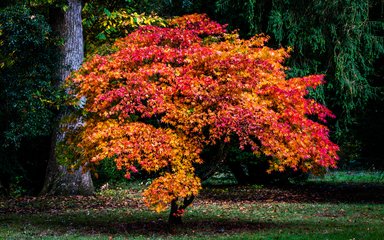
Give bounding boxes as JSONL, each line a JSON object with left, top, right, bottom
{"left": 41, "top": 0, "right": 94, "bottom": 196}
{"left": 168, "top": 196, "right": 195, "bottom": 230}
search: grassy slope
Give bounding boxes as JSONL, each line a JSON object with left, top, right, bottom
{"left": 1, "top": 171, "right": 384, "bottom": 239}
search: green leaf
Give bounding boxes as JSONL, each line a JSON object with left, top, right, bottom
{"left": 103, "top": 8, "right": 111, "bottom": 17}
{"left": 96, "top": 32, "right": 107, "bottom": 40}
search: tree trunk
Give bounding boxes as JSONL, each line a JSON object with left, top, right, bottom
{"left": 168, "top": 199, "right": 183, "bottom": 226}
{"left": 41, "top": 0, "right": 94, "bottom": 196}
{"left": 168, "top": 196, "right": 195, "bottom": 231}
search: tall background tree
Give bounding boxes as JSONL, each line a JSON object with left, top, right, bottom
{"left": 40, "top": 0, "right": 94, "bottom": 195}
{"left": 0, "top": 0, "right": 95, "bottom": 195}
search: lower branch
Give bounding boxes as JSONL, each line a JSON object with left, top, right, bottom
{"left": 168, "top": 195, "right": 195, "bottom": 228}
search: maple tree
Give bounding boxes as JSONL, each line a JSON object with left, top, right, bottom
{"left": 63, "top": 14, "right": 339, "bottom": 224}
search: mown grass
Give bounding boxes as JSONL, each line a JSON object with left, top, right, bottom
{"left": 1, "top": 171, "right": 384, "bottom": 239}
{"left": 2, "top": 202, "right": 383, "bottom": 239}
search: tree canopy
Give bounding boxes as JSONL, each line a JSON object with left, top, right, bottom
{"left": 63, "top": 14, "right": 339, "bottom": 214}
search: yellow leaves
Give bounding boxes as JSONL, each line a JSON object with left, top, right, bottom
{"left": 66, "top": 14, "right": 339, "bottom": 214}
{"left": 71, "top": 117, "right": 204, "bottom": 198}
{"left": 84, "top": 9, "right": 167, "bottom": 55}
{"left": 143, "top": 172, "right": 201, "bottom": 212}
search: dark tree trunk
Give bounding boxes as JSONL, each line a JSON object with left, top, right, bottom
{"left": 168, "top": 199, "right": 183, "bottom": 226}
{"left": 168, "top": 196, "right": 195, "bottom": 231}
{"left": 41, "top": 0, "right": 94, "bottom": 196}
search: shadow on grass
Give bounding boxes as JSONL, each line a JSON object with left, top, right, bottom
{"left": 2, "top": 211, "right": 280, "bottom": 237}
{"left": 2, "top": 183, "right": 384, "bottom": 238}
{"left": 1, "top": 182, "right": 383, "bottom": 217}
{"left": 199, "top": 182, "right": 384, "bottom": 204}
{"left": 3, "top": 209, "right": 381, "bottom": 238}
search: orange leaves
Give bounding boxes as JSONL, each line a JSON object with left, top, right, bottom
{"left": 66, "top": 14, "right": 339, "bottom": 213}
{"left": 143, "top": 172, "right": 201, "bottom": 212}
{"left": 78, "top": 120, "right": 202, "bottom": 173}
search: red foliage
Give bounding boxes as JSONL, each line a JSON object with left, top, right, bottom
{"left": 67, "top": 14, "right": 339, "bottom": 212}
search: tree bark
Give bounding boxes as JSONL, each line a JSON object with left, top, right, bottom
{"left": 168, "top": 199, "right": 183, "bottom": 226}
{"left": 168, "top": 196, "right": 195, "bottom": 230}
{"left": 41, "top": 0, "right": 94, "bottom": 196}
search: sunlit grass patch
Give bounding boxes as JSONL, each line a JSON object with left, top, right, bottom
{"left": 309, "top": 170, "right": 384, "bottom": 184}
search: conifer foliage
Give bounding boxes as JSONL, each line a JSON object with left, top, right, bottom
{"left": 65, "top": 14, "right": 339, "bottom": 214}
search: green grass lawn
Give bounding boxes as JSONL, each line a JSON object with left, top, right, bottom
{"left": 308, "top": 170, "right": 384, "bottom": 184}
{"left": 1, "top": 171, "right": 384, "bottom": 239}
{"left": 2, "top": 201, "right": 383, "bottom": 239}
